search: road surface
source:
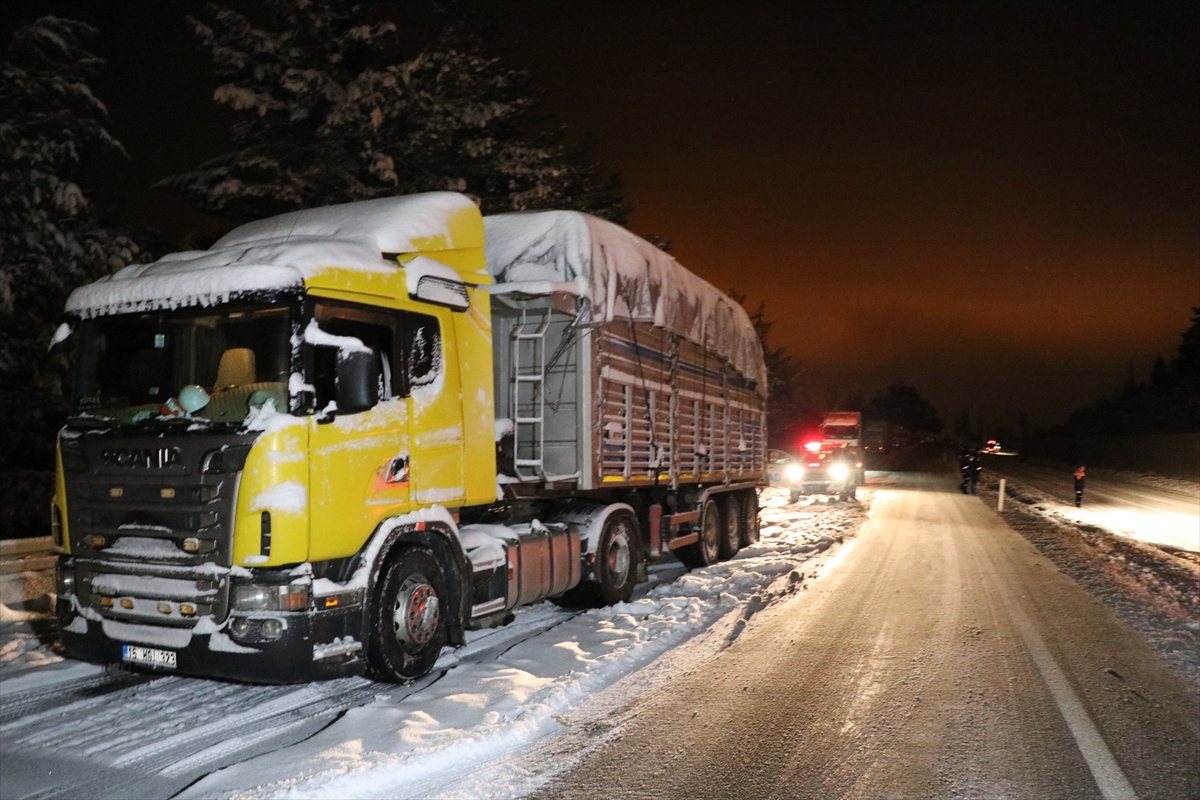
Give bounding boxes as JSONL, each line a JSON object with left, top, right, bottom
{"left": 531, "top": 477, "right": 1200, "bottom": 800}
{"left": 984, "top": 456, "right": 1200, "bottom": 553}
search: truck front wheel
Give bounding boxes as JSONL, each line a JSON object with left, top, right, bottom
{"left": 368, "top": 546, "right": 448, "bottom": 682}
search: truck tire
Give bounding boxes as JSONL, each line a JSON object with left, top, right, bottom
{"left": 553, "top": 508, "right": 641, "bottom": 608}
{"left": 367, "top": 546, "right": 448, "bottom": 682}
{"left": 719, "top": 494, "right": 741, "bottom": 560}
{"left": 789, "top": 490, "right": 800, "bottom": 504}
{"left": 677, "top": 498, "right": 721, "bottom": 569}
{"left": 739, "top": 489, "right": 760, "bottom": 547}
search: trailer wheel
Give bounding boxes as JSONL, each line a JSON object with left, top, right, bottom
{"left": 739, "top": 489, "right": 760, "bottom": 547}
{"left": 552, "top": 508, "right": 640, "bottom": 608}
{"left": 367, "top": 547, "right": 448, "bottom": 682}
{"left": 677, "top": 498, "right": 721, "bottom": 569}
{"left": 595, "top": 509, "right": 640, "bottom": 605}
{"left": 719, "top": 494, "right": 741, "bottom": 560}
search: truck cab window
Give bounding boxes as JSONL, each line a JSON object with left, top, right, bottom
{"left": 311, "top": 305, "right": 396, "bottom": 411}
{"left": 406, "top": 312, "right": 441, "bottom": 388}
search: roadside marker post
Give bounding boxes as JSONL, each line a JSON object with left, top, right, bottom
{"left": 998, "top": 478, "right": 1006, "bottom": 511}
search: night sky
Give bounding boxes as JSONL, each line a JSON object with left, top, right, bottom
{"left": 5, "top": 1, "right": 1198, "bottom": 435}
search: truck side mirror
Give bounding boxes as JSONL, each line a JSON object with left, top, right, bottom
{"left": 336, "top": 348, "right": 381, "bottom": 414}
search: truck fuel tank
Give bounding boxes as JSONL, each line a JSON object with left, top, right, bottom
{"left": 461, "top": 521, "right": 580, "bottom": 623}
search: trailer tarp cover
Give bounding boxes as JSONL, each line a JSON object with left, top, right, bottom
{"left": 484, "top": 211, "right": 767, "bottom": 395}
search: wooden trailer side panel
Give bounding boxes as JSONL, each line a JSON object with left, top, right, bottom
{"left": 593, "top": 319, "right": 764, "bottom": 488}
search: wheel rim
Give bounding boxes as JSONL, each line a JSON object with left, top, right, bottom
{"left": 701, "top": 502, "right": 720, "bottom": 561}
{"left": 392, "top": 573, "right": 440, "bottom": 648}
{"left": 606, "top": 522, "right": 631, "bottom": 585}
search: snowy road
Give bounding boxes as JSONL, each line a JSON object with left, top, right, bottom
{"left": 526, "top": 477, "right": 1200, "bottom": 800}
{"left": 984, "top": 456, "right": 1200, "bottom": 553}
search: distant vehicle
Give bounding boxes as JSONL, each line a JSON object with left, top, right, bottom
{"left": 786, "top": 441, "right": 861, "bottom": 503}
{"left": 983, "top": 440, "right": 1000, "bottom": 454}
{"left": 768, "top": 449, "right": 802, "bottom": 492}
{"left": 863, "top": 420, "right": 888, "bottom": 451}
{"left": 819, "top": 411, "right": 862, "bottom": 450}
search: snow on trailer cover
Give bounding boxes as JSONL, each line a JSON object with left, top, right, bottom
{"left": 484, "top": 211, "right": 767, "bottom": 492}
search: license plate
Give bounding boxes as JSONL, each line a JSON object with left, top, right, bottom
{"left": 122, "top": 644, "right": 177, "bottom": 669}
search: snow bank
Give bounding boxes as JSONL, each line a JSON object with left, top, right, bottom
{"left": 484, "top": 211, "right": 767, "bottom": 394}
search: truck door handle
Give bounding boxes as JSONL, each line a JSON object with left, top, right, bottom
{"left": 386, "top": 456, "right": 409, "bottom": 485}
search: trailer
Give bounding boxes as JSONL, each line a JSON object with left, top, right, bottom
{"left": 51, "top": 194, "right": 767, "bottom": 683}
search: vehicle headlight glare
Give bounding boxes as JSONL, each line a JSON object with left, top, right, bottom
{"left": 785, "top": 464, "right": 803, "bottom": 481}
{"left": 830, "top": 464, "right": 849, "bottom": 480}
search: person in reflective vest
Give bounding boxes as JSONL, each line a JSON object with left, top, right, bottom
{"left": 1073, "top": 465, "right": 1086, "bottom": 507}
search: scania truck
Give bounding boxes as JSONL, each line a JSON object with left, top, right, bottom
{"left": 51, "top": 193, "right": 767, "bottom": 683}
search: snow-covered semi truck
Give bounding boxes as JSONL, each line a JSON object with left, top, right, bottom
{"left": 51, "top": 193, "right": 767, "bottom": 683}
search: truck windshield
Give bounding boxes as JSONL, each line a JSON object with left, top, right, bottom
{"left": 822, "top": 425, "right": 860, "bottom": 440}
{"left": 70, "top": 303, "right": 294, "bottom": 426}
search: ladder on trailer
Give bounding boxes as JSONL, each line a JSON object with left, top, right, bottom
{"left": 511, "top": 309, "right": 551, "bottom": 480}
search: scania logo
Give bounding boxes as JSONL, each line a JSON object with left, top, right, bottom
{"left": 101, "top": 447, "right": 182, "bottom": 469}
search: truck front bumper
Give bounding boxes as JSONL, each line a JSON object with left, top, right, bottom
{"left": 56, "top": 595, "right": 367, "bottom": 684}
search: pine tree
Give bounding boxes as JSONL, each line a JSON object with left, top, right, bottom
{"left": 161, "top": 0, "right": 629, "bottom": 223}
{"left": 729, "top": 292, "right": 808, "bottom": 447}
{"left": 866, "top": 382, "right": 943, "bottom": 435}
{"left": 0, "top": 16, "right": 144, "bottom": 475}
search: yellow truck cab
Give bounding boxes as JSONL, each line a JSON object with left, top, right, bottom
{"left": 52, "top": 193, "right": 767, "bottom": 683}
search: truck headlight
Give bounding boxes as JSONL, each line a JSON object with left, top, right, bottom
{"left": 202, "top": 445, "right": 252, "bottom": 474}
{"left": 56, "top": 563, "right": 75, "bottom": 596}
{"left": 830, "top": 464, "right": 849, "bottom": 480}
{"left": 785, "top": 464, "right": 803, "bottom": 481}
{"left": 232, "top": 584, "right": 309, "bottom": 611}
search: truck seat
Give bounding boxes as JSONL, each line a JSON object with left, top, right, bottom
{"left": 216, "top": 348, "right": 256, "bottom": 389}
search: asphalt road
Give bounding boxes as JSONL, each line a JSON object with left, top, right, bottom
{"left": 532, "top": 477, "right": 1200, "bottom": 800}
{"left": 984, "top": 455, "right": 1200, "bottom": 553}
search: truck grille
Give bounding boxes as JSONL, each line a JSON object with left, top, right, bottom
{"left": 61, "top": 428, "right": 256, "bottom": 624}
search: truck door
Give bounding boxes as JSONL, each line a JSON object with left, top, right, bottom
{"left": 307, "top": 301, "right": 410, "bottom": 563}
{"left": 404, "top": 309, "right": 466, "bottom": 509}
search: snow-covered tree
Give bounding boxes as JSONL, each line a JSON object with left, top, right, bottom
{"left": 161, "top": 0, "right": 628, "bottom": 222}
{"left": 867, "top": 382, "right": 943, "bottom": 435}
{"left": 0, "top": 17, "right": 144, "bottom": 473}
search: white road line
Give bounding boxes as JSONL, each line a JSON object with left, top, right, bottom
{"left": 1002, "top": 594, "right": 1138, "bottom": 800}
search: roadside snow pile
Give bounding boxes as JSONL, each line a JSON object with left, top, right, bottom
{"left": 0, "top": 569, "right": 62, "bottom": 678}
{"left": 979, "top": 473, "right": 1200, "bottom": 692}
{"left": 0, "top": 614, "right": 63, "bottom": 673}
{"left": 178, "top": 489, "right": 868, "bottom": 800}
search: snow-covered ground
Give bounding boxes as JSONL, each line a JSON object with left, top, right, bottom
{"left": 0, "top": 488, "right": 868, "bottom": 800}
{"left": 978, "top": 471, "right": 1200, "bottom": 692}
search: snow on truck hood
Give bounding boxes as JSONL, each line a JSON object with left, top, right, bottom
{"left": 485, "top": 210, "right": 767, "bottom": 394}
{"left": 65, "top": 193, "right": 485, "bottom": 318}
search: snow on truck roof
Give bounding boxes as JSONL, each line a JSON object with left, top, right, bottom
{"left": 65, "top": 193, "right": 485, "bottom": 318}
{"left": 485, "top": 211, "right": 766, "bottom": 392}
{"left": 63, "top": 194, "right": 764, "bottom": 391}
